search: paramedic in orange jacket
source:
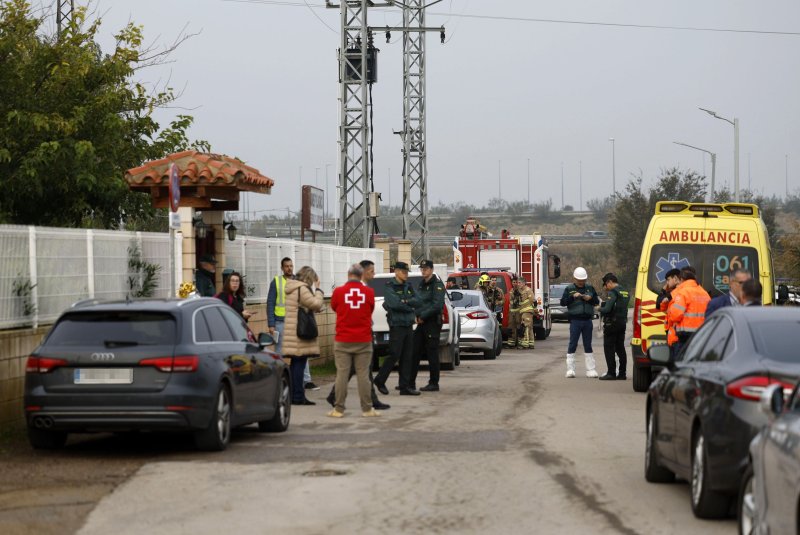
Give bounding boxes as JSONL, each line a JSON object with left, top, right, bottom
{"left": 666, "top": 267, "right": 711, "bottom": 357}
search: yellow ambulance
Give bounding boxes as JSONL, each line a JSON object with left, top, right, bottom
{"left": 631, "top": 201, "right": 774, "bottom": 392}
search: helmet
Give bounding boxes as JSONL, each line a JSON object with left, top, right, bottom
{"left": 479, "top": 274, "right": 490, "bottom": 284}
{"left": 573, "top": 267, "right": 588, "bottom": 280}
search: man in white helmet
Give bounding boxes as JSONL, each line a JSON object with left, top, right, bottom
{"left": 559, "top": 267, "right": 600, "bottom": 378}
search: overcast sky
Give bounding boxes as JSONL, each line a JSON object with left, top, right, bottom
{"left": 93, "top": 0, "right": 800, "bottom": 221}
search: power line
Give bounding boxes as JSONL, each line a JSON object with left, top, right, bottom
{"left": 220, "top": 0, "right": 800, "bottom": 37}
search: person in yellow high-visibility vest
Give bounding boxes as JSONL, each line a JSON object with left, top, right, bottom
{"left": 518, "top": 277, "right": 536, "bottom": 349}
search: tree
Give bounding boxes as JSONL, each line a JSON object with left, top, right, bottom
{"left": 0, "top": 1, "right": 207, "bottom": 229}
{"left": 586, "top": 196, "right": 615, "bottom": 221}
{"left": 609, "top": 168, "right": 706, "bottom": 286}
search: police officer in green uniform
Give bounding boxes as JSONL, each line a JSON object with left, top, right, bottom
{"left": 374, "top": 262, "right": 421, "bottom": 396}
{"left": 411, "top": 260, "right": 446, "bottom": 392}
{"left": 599, "top": 272, "right": 630, "bottom": 381}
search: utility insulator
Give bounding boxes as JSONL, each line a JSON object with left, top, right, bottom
{"left": 440, "top": 26, "right": 445, "bottom": 44}
{"left": 385, "top": 26, "right": 391, "bottom": 43}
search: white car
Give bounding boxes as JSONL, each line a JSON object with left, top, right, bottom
{"left": 367, "top": 272, "right": 460, "bottom": 370}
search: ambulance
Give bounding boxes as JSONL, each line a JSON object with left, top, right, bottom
{"left": 631, "top": 201, "right": 774, "bottom": 392}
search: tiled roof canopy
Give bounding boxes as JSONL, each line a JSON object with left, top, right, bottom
{"left": 125, "top": 151, "right": 273, "bottom": 211}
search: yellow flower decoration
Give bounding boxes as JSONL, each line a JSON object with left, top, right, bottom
{"left": 177, "top": 282, "right": 197, "bottom": 299}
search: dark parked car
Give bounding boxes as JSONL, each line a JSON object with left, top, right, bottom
{"left": 644, "top": 307, "right": 800, "bottom": 519}
{"left": 24, "top": 298, "right": 291, "bottom": 451}
{"left": 739, "top": 382, "right": 800, "bottom": 535}
{"left": 549, "top": 284, "right": 569, "bottom": 321}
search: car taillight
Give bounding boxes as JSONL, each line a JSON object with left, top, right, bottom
{"left": 139, "top": 356, "right": 199, "bottom": 373}
{"left": 442, "top": 305, "right": 449, "bottom": 324}
{"left": 466, "top": 311, "right": 490, "bottom": 319}
{"left": 25, "top": 356, "right": 68, "bottom": 373}
{"left": 726, "top": 376, "right": 795, "bottom": 402}
{"left": 633, "top": 298, "right": 642, "bottom": 339}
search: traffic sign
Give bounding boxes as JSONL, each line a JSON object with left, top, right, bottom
{"left": 169, "top": 163, "right": 180, "bottom": 212}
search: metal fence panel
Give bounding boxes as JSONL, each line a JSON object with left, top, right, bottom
{"left": 0, "top": 226, "right": 32, "bottom": 328}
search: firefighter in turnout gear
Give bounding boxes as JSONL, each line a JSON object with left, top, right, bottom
{"left": 518, "top": 277, "right": 536, "bottom": 349}
{"left": 505, "top": 277, "right": 523, "bottom": 348}
{"left": 487, "top": 276, "right": 505, "bottom": 318}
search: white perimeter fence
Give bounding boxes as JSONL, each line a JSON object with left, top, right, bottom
{"left": 0, "top": 225, "right": 382, "bottom": 329}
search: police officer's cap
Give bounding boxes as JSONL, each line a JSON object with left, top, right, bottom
{"left": 602, "top": 272, "right": 618, "bottom": 284}
{"left": 393, "top": 261, "right": 410, "bottom": 271}
{"left": 419, "top": 259, "right": 434, "bottom": 269}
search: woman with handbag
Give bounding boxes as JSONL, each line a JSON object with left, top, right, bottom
{"left": 282, "top": 266, "right": 324, "bottom": 405}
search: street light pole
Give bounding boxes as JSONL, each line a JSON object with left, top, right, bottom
{"left": 579, "top": 160, "right": 583, "bottom": 211}
{"left": 609, "top": 138, "right": 616, "bottom": 194}
{"left": 700, "top": 107, "right": 740, "bottom": 202}
{"left": 498, "top": 160, "right": 501, "bottom": 201}
{"left": 674, "top": 141, "right": 716, "bottom": 201}
{"left": 527, "top": 157, "right": 531, "bottom": 206}
{"left": 561, "top": 162, "right": 564, "bottom": 209}
{"left": 787, "top": 155, "right": 790, "bottom": 198}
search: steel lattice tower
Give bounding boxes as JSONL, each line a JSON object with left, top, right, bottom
{"left": 337, "top": 1, "right": 374, "bottom": 248}
{"left": 56, "top": 0, "right": 75, "bottom": 35}
{"left": 401, "top": 0, "right": 429, "bottom": 262}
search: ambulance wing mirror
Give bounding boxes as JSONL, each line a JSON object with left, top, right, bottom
{"left": 550, "top": 255, "right": 561, "bottom": 280}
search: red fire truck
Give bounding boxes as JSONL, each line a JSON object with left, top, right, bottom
{"left": 449, "top": 223, "right": 561, "bottom": 340}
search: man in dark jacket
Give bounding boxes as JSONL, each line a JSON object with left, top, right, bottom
{"left": 411, "top": 260, "right": 446, "bottom": 392}
{"left": 598, "top": 273, "right": 630, "bottom": 381}
{"left": 705, "top": 269, "right": 751, "bottom": 317}
{"left": 195, "top": 254, "right": 217, "bottom": 297}
{"left": 374, "top": 262, "right": 421, "bottom": 396}
{"left": 560, "top": 267, "right": 599, "bottom": 378}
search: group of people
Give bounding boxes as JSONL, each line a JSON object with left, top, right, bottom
{"left": 658, "top": 265, "right": 762, "bottom": 357}
{"left": 559, "top": 263, "right": 764, "bottom": 381}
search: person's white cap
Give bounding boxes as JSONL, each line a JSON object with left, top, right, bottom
{"left": 573, "top": 267, "right": 588, "bottom": 280}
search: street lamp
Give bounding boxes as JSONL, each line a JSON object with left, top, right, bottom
{"left": 609, "top": 138, "right": 616, "bottom": 194}
{"left": 674, "top": 141, "right": 717, "bottom": 201}
{"left": 700, "top": 107, "right": 740, "bottom": 202}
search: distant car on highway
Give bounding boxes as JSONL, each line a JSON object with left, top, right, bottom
{"left": 739, "top": 381, "right": 800, "bottom": 535}
{"left": 583, "top": 230, "right": 607, "bottom": 238}
{"left": 644, "top": 307, "right": 800, "bottom": 519}
{"left": 24, "top": 298, "right": 291, "bottom": 451}
{"left": 448, "top": 289, "right": 502, "bottom": 360}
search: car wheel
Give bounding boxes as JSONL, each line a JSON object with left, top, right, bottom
{"left": 259, "top": 373, "right": 291, "bottom": 433}
{"left": 495, "top": 334, "right": 503, "bottom": 356}
{"left": 194, "top": 383, "right": 232, "bottom": 451}
{"left": 737, "top": 463, "right": 756, "bottom": 535}
{"left": 633, "top": 362, "right": 651, "bottom": 392}
{"left": 691, "top": 431, "right": 731, "bottom": 519}
{"left": 534, "top": 326, "right": 546, "bottom": 340}
{"left": 454, "top": 346, "right": 461, "bottom": 367}
{"left": 483, "top": 344, "right": 497, "bottom": 360}
{"left": 27, "top": 426, "right": 67, "bottom": 450}
{"left": 644, "top": 407, "right": 675, "bottom": 483}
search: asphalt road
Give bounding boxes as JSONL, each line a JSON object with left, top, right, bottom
{"left": 1, "top": 322, "right": 735, "bottom": 534}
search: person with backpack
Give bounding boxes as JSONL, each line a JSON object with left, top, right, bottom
{"left": 282, "top": 266, "right": 324, "bottom": 406}
{"left": 215, "top": 271, "right": 254, "bottom": 321}
{"left": 598, "top": 273, "right": 629, "bottom": 381}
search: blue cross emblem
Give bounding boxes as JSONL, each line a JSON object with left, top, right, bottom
{"left": 655, "top": 252, "right": 690, "bottom": 282}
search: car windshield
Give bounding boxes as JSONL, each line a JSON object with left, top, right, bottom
{"left": 749, "top": 320, "right": 800, "bottom": 362}
{"left": 647, "top": 244, "right": 759, "bottom": 297}
{"left": 550, "top": 285, "right": 567, "bottom": 298}
{"left": 46, "top": 311, "right": 177, "bottom": 346}
{"left": 449, "top": 292, "right": 485, "bottom": 309}
{"left": 368, "top": 275, "right": 424, "bottom": 298}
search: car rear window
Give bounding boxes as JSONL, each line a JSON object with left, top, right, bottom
{"left": 450, "top": 292, "right": 484, "bottom": 308}
{"left": 368, "top": 275, "right": 424, "bottom": 298}
{"left": 46, "top": 311, "right": 177, "bottom": 347}
{"left": 550, "top": 285, "right": 568, "bottom": 298}
{"left": 749, "top": 320, "right": 800, "bottom": 362}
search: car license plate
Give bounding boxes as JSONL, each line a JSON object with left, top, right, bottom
{"left": 74, "top": 368, "right": 133, "bottom": 384}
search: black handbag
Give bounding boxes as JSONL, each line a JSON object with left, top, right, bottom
{"left": 296, "top": 288, "right": 318, "bottom": 340}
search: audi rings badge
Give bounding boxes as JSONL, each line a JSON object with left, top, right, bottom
{"left": 90, "top": 353, "right": 115, "bottom": 362}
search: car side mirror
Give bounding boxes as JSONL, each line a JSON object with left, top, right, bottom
{"left": 258, "top": 332, "right": 275, "bottom": 349}
{"left": 449, "top": 291, "right": 463, "bottom": 301}
{"left": 647, "top": 344, "right": 673, "bottom": 369}
{"left": 759, "top": 384, "right": 785, "bottom": 421}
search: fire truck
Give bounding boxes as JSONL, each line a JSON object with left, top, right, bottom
{"left": 450, "top": 221, "right": 561, "bottom": 340}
